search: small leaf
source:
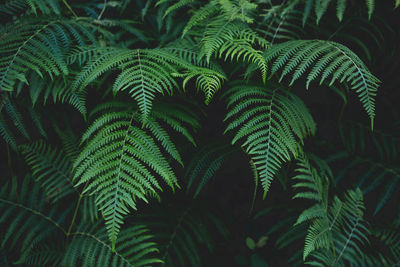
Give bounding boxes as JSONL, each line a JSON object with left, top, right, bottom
{"left": 246, "top": 237, "right": 256, "bottom": 250}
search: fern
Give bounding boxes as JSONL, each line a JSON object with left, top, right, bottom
{"left": 292, "top": 155, "right": 370, "bottom": 264}
{"left": 303, "top": 0, "right": 376, "bottom": 23}
{"left": 0, "top": 18, "right": 103, "bottom": 93}
{"left": 224, "top": 84, "right": 316, "bottom": 193}
{"left": 73, "top": 100, "right": 198, "bottom": 249}
{"left": 265, "top": 40, "right": 380, "bottom": 127}
{"left": 71, "top": 46, "right": 225, "bottom": 118}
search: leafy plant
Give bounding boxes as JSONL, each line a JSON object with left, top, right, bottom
{"left": 0, "top": 0, "right": 399, "bottom": 266}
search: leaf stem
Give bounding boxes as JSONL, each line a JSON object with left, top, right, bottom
{"left": 62, "top": 0, "right": 78, "bottom": 17}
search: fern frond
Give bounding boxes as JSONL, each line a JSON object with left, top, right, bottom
{"left": 158, "top": 0, "right": 196, "bottom": 18}
{"left": 0, "top": 18, "right": 102, "bottom": 92}
{"left": 64, "top": 223, "right": 162, "bottom": 267}
{"left": 265, "top": 40, "right": 380, "bottom": 126}
{"left": 71, "top": 46, "right": 224, "bottom": 118}
{"left": 20, "top": 141, "right": 78, "bottom": 202}
{"left": 315, "top": 0, "right": 332, "bottom": 24}
{"left": 224, "top": 84, "right": 315, "bottom": 193}
{"left": 182, "top": 1, "right": 219, "bottom": 36}
{"left": 0, "top": 113, "right": 17, "bottom": 149}
{"left": 22, "top": 244, "right": 63, "bottom": 266}
{"left": 73, "top": 100, "right": 197, "bottom": 248}
{"left": 3, "top": 96, "right": 29, "bottom": 139}
{"left": 366, "top": 0, "right": 375, "bottom": 19}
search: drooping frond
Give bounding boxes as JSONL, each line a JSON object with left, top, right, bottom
{"left": 224, "top": 84, "right": 316, "bottom": 193}
{"left": 0, "top": 18, "right": 102, "bottom": 92}
{"left": 73, "top": 100, "right": 198, "bottom": 249}
{"left": 20, "top": 140, "right": 78, "bottom": 202}
{"left": 63, "top": 223, "right": 162, "bottom": 267}
{"left": 0, "top": 175, "right": 69, "bottom": 264}
{"left": 265, "top": 40, "right": 380, "bottom": 126}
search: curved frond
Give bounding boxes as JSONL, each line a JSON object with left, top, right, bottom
{"left": 266, "top": 40, "right": 380, "bottom": 126}
{"left": 265, "top": 40, "right": 380, "bottom": 126}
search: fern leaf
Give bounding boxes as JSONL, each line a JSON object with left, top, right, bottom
{"left": 224, "top": 84, "right": 315, "bottom": 193}
{"left": 0, "top": 18, "right": 101, "bottom": 92}
{"left": 336, "top": 0, "right": 346, "bottom": 21}
{"left": 73, "top": 101, "right": 197, "bottom": 248}
{"left": 315, "top": 0, "right": 332, "bottom": 24}
{"left": 72, "top": 47, "right": 224, "bottom": 118}
{"left": 265, "top": 40, "right": 380, "bottom": 126}
{"left": 366, "top": 0, "right": 375, "bottom": 19}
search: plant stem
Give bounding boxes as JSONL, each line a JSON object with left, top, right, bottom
{"left": 66, "top": 193, "right": 83, "bottom": 236}
{"left": 62, "top": 0, "right": 78, "bottom": 17}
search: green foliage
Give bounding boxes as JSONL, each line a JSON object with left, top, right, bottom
{"left": 224, "top": 84, "right": 316, "bottom": 193}
{"left": 70, "top": 46, "right": 225, "bottom": 118}
{"left": 73, "top": 100, "right": 198, "bottom": 248}
{"left": 0, "top": 0, "right": 398, "bottom": 265}
{"left": 0, "top": 18, "right": 103, "bottom": 93}
{"left": 265, "top": 40, "right": 379, "bottom": 126}
{"left": 293, "top": 155, "right": 370, "bottom": 265}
